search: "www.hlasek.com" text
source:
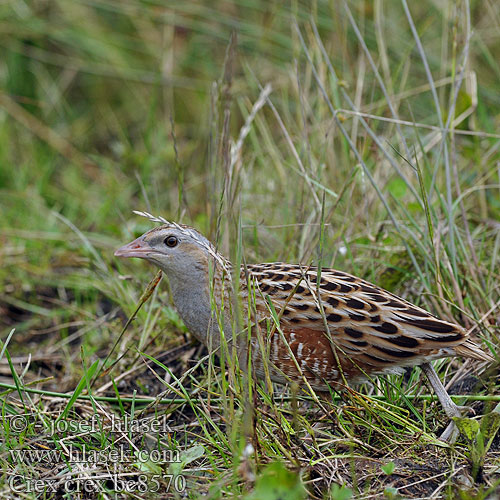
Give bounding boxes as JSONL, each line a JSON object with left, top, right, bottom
{"left": 10, "top": 446, "right": 179, "bottom": 465}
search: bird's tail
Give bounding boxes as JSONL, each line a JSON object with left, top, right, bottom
{"left": 455, "top": 339, "right": 495, "bottom": 363}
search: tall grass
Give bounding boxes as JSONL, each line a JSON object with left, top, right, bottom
{"left": 0, "top": 0, "right": 499, "bottom": 498}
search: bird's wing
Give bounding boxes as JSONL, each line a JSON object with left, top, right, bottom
{"left": 242, "top": 263, "right": 486, "bottom": 372}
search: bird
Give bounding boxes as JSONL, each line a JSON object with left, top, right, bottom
{"left": 115, "top": 212, "right": 494, "bottom": 442}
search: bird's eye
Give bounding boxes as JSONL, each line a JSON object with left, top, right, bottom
{"left": 164, "top": 236, "right": 178, "bottom": 248}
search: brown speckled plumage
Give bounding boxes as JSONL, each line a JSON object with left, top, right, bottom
{"left": 235, "top": 263, "right": 489, "bottom": 390}
{"left": 115, "top": 217, "right": 494, "bottom": 441}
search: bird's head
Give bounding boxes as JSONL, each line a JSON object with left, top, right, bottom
{"left": 115, "top": 224, "right": 225, "bottom": 279}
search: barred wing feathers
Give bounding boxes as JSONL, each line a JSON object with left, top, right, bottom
{"left": 242, "top": 263, "right": 492, "bottom": 373}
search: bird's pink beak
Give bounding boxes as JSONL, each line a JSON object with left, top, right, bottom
{"left": 114, "top": 237, "right": 151, "bottom": 259}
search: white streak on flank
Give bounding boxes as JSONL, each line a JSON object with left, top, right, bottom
{"left": 273, "top": 334, "right": 279, "bottom": 360}
{"left": 297, "top": 343, "right": 304, "bottom": 359}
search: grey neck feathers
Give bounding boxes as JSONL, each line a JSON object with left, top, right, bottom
{"left": 161, "top": 264, "right": 231, "bottom": 350}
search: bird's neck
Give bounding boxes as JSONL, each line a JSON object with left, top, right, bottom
{"left": 165, "top": 260, "right": 233, "bottom": 348}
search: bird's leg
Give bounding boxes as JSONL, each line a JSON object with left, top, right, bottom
{"left": 420, "top": 362, "right": 462, "bottom": 443}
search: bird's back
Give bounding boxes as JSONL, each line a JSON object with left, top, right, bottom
{"left": 235, "top": 263, "right": 490, "bottom": 388}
